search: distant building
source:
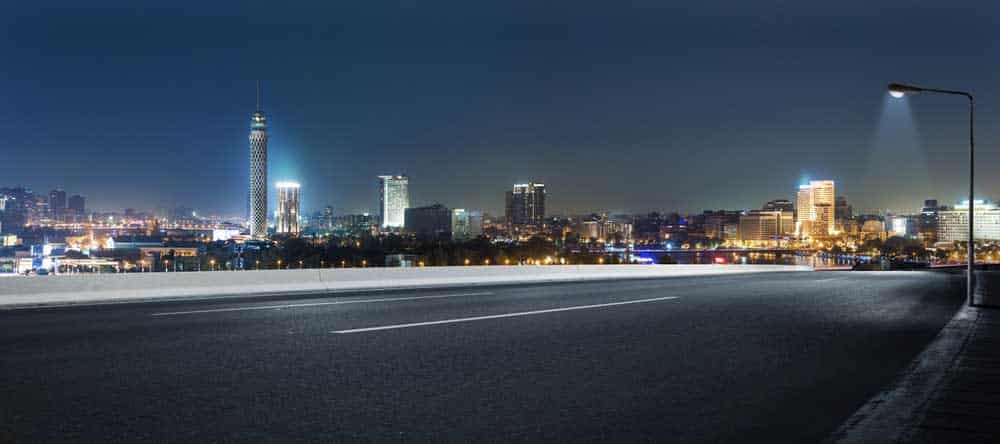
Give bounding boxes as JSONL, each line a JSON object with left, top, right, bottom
{"left": 505, "top": 182, "right": 546, "bottom": 229}
{"left": 890, "top": 215, "right": 917, "bottom": 238}
{"left": 703, "top": 210, "right": 741, "bottom": 241}
{"left": 738, "top": 210, "right": 795, "bottom": 244}
{"left": 107, "top": 235, "right": 164, "bottom": 249}
{"left": 404, "top": 204, "right": 451, "bottom": 238}
{"left": 763, "top": 199, "right": 794, "bottom": 213}
{"left": 332, "top": 213, "right": 378, "bottom": 237}
{"left": 796, "top": 180, "right": 836, "bottom": 238}
{"left": 274, "top": 182, "right": 301, "bottom": 235}
{"left": 861, "top": 219, "right": 887, "bottom": 241}
{"left": 68, "top": 194, "right": 85, "bottom": 214}
{"left": 321, "top": 205, "right": 334, "bottom": 231}
{"left": 451, "top": 209, "right": 483, "bottom": 241}
{"left": 378, "top": 175, "right": 409, "bottom": 229}
{"left": 919, "top": 199, "right": 939, "bottom": 245}
{"left": 48, "top": 189, "right": 66, "bottom": 220}
{"left": 0, "top": 187, "right": 28, "bottom": 234}
{"left": 576, "top": 214, "right": 632, "bottom": 244}
{"left": 938, "top": 200, "right": 1000, "bottom": 243}
{"left": 835, "top": 196, "right": 852, "bottom": 221}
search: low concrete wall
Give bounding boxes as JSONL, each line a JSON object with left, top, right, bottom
{"left": 0, "top": 264, "right": 810, "bottom": 308}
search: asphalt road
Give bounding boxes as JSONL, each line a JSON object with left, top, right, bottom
{"left": 0, "top": 271, "right": 965, "bottom": 443}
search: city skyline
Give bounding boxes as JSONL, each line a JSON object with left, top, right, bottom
{"left": 3, "top": 2, "right": 1000, "bottom": 216}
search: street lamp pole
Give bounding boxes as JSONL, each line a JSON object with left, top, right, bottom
{"left": 889, "top": 83, "right": 975, "bottom": 306}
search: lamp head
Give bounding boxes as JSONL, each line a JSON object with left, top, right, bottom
{"left": 888, "top": 82, "right": 921, "bottom": 98}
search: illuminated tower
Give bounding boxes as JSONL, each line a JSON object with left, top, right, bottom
{"left": 274, "top": 182, "right": 300, "bottom": 235}
{"left": 378, "top": 175, "right": 409, "bottom": 229}
{"left": 505, "top": 182, "right": 546, "bottom": 229}
{"left": 248, "top": 82, "right": 269, "bottom": 239}
{"left": 795, "top": 180, "right": 835, "bottom": 238}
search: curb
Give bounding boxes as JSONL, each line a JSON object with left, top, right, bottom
{"left": 826, "top": 304, "right": 978, "bottom": 443}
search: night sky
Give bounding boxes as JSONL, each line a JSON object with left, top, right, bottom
{"left": 3, "top": 1, "right": 999, "bottom": 216}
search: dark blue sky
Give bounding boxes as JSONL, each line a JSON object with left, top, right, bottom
{"left": 3, "top": 1, "right": 999, "bottom": 215}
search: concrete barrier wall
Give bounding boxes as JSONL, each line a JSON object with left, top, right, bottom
{"left": 0, "top": 264, "right": 811, "bottom": 308}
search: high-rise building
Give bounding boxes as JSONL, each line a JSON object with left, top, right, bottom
{"left": 937, "top": 200, "right": 1000, "bottom": 243}
{"left": 274, "top": 182, "right": 301, "bottom": 235}
{"left": 505, "top": 182, "right": 546, "bottom": 229}
{"left": 378, "top": 175, "right": 410, "bottom": 229}
{"left": 0, "top": 187, "right": 28, "bottom": 234}
{"left": 738, "top": 210, "right": 795, "bottom": 244}
{"left": 48, "top": 188, "right": 66, "bottom": 219}
{"left": 68, "top": 195, "right": 85, "bottom": 214}
{"left": 404, "top": 203, "right": 451, "bottom": 238}
{"left": 451, "top": 209, "right": 483, "bottom": 241}
{"left": 796, "top": 180, "right": 836, "bottom": 238}
{"left": 919, "top": 199, "right": 939, "bottom": 245}
{"left": 835, "top": 196, "right": 852, "bottom": 221}
{"left": 248, "top": 82, "right": 269, "bottom": 239}
{"left": 321, "top": 205, "right": 335, "bottom": 231}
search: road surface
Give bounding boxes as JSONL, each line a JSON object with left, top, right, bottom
{"left": 0, "top": 271, "right": 964, "bottom": 442}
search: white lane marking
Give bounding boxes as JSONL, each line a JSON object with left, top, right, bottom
{"left": 151, "top": 292, "right": 493, "bottom": 316}
{"left": 330, "top": 296, "right": 680, "bottom": 334}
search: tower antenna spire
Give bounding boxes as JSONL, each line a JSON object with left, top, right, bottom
{"left": 256, "top": 80, "right": 261, "bottom": 111}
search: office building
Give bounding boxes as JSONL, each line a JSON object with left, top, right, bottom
{"left": 48, "top": 188, "right": 66, "bottom": 220}
{"left": 505, "top": 182, "right": 546, "bottom": 229}
{"left": 248, "top": 82, "right": 269, "bottom": 239}
{"left": 703, "top": 210, "right": 741, "bottom": 240}
{"left": 274, "top": 182, "right": 300, "bottom": 235}
{"left": 835, "top": 196, "right": 852, "bottom": 221}
{"left": 451, "top": 209, "right": 483, "bottom": 241}
{"left": 738, "top": 210, "right": 795, "bottom": 243}
{"left": 919, "top": 199, "right": 939, "bottom": 244}
{"left": 937, "top": 200, "right": 1000, "bottom": 243}
{"left": 379, "top": 175, "right": 410, "bottom": 229}
{"left": 404, "top": 204, "right": 451, "bottom": 238}
{"left": 796, "top": 180, "right": 836, "bottom": 238}
{"left": 68, "top": 195, "right": 85, "bottom": 214}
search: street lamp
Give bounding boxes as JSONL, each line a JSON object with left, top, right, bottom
{"left": 888, "top": 82, "right": 975, "bottom": 306}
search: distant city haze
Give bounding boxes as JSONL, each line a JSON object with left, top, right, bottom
{"left": 3, "top": 1, "right": 999, "bottom": 215}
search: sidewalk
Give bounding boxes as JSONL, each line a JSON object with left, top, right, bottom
{"left": 908, "top": 307, "right": 1000, "bottom": 442}
{"left": 832, "top": 273, "right": 1000, "bottom": 443}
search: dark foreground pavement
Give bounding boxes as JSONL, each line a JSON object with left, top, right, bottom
{"left": 0, "top": 271, "right": 964, "bottom": 442}
{"left": 832, "top": 270, "right": 1000, "bottom": 443}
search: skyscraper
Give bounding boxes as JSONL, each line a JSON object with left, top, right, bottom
{"left": 795, "top": 180, "right": 835, "bottom": 238}
{"left": 378, "top": 175, "right": 409, "bottom": 229}
{"left": 919, "top": 199, "right": 939, "bottom": 245}
{"left": 404, "top": 203, "right": 451, "bottom": 239}
{"left": 248, "top": 82, "right": 269, "bottom": 239}
{"left": 49, "top": 188, "right": 66, "bottom": 220}
{"left": 451, "top": 209, "right": 483, "bottom": 241}
{"left": 505, "top": 182, "right": 546, "bottom": 229}
{"left": 274, "top": 182, "right": 300, "bottom": 235}
{"left": 68, "top": 194, "right": 85, "bottom": 214}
